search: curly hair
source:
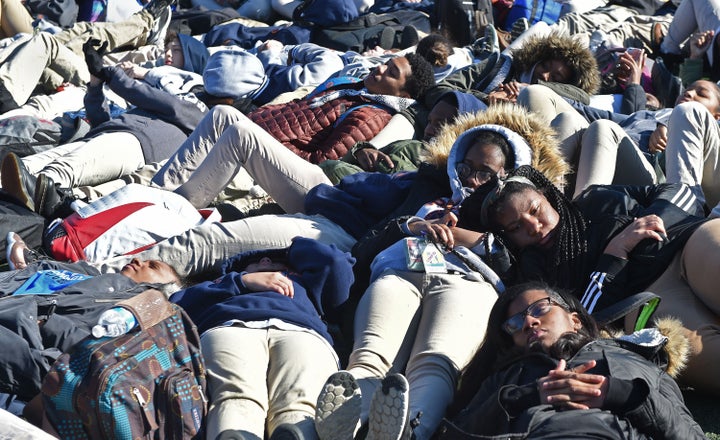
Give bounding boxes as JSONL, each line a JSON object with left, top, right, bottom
{"left": 416, "top": 33, "right": 453, "bottom": 67}
{"left": 402, "top": 52, "right": 436, "bottom": 100}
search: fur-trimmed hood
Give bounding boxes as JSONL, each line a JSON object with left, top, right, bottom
{"left": 512, "top": 31, "right": 601, "bottom": 95}
{"left": 603, "top": 317, "right": 690, "bottom": 378}
{"left": 423, "top": 102, "right": 569, "bottom": 201}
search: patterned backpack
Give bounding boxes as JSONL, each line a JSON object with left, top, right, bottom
{"left": 41, "top": 289, "right": 207, "bottom": 439}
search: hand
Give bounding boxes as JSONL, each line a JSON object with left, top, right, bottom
{"left": 616, "top": 49, "right": 645, "bottom": 86}
{"left": 648, "top": 125, "right": 667, "bottom": 153}
{"left": 355, "top": 148, "right": 395, "bottom": 171}
{"left": 487, "top": 85, "right": 518, "bottom": 104}
{"left": 500, "top": 81, "right": 527, "bottom": 99}
{"left": 241, "top": 271, "right": 294, "bottom": 298}
{"left": 83, "top": 39, "right": 110, "bottom": 82}
{"left": 118, "top": 61, "right": 149, "bottom": 79}
{"left": 604, "top": 214, "right": 666, "bottom": 259}
{"left": 538, "top": 359, "right": 608, "bottom": 410}
{"left": 407, "top": 220, "right": 455, "bottom": 250}
{"left": 689, "top": 30, "right": 715, "bottom": 60}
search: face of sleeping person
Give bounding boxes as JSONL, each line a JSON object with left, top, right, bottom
{"left": 243, "top": 257, "right": 289, "bottom": 273}
{"left": 424, "top": 99, "right": 458, "bottom": 141}
{"left": 531, "top": 59, "right": 572, "bottom": 84}
{"left": 675, "top": 80, "right": 720, "bottom": 119}
{"left": 364, "top": 57, "right": 412, "bottom": 98}
{"left": 506, "top": 288, "right": 581, "bottom": 351}
{"left": 120, "top": 258, "right": 179, "bottom": 284}
{"left": 492, "top": 187, "right": 560, "bottom": 250}
{"left": 457, "top": 140, "right": 507, "bottom": 189}
{"left": 164, "top": 38, "right": 184, "bottom": 69}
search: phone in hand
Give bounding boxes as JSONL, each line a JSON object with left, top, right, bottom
{"left": 626, "top": 47, "right": 644, "bottom": 62}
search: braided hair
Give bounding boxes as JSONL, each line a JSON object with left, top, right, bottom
{"left": 459, "top": 166, "right": 588, "bottom": 289}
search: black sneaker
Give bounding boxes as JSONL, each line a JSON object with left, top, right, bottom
{"left": 34, "top": 174, "right": 78, "bottom": 220}
{"left": 144, "top": 0, "right": 174, "bottom": 19}
{"left": 378, "top": 26, "right": 396, "bottom": 50}
{"left": 471, "top": 25, "right": 499, "bottom": 59}
{"left": 399, "top": 26, "right": 420, "bottom": 50}
{"left": 366, "top": 373, "right": 410, "bottom": 440}
{"left": 1, "top": 152, "right": 36, "bottom": 212}
{"left": 270, "top": 423, "right": 307, "bottom": 440}
{"left": 509, "top": 17, "right": 529, "bottom": 43}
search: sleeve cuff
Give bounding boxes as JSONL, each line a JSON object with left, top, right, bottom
{"left": 400, "top": 216, "right": 424, "bottom": 235}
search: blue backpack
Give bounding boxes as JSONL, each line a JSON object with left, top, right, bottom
{"left": 41, "top": 289, "right": 207, "bottom": 439}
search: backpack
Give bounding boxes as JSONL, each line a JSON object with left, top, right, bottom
{"left": 41, "top": 289, "right": 207, "bottom": 439}
{"left": 310, "top": 10, "right": 431, "bottom": 52}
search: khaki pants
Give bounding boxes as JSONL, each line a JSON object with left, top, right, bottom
{"left": 646, "top": 219, "right": 720, "bottom": 394}
{"left": 0, "top": 0, "right": 32, "bottom": 39}
{"left": 202, "top": 325, "right": 338, "bottom": 440}
{"left": 347, "top": 270, "right": 498, "bottom": 440}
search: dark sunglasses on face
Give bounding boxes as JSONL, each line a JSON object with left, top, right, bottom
{"left": 502, "top": 297, "right": 567, "bottom": 335}
{"left": 456, "top": 163, "right": 496, "bottom": 185}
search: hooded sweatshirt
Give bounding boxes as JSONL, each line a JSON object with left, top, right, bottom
{"left": 82, "top": 35, "right": 210, "bottom": 162}
{"left": 169, "top": 238, "right": 355, "bottom": 345}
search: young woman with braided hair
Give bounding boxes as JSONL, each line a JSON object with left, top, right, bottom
{"left": 461, "top": 165, "right": 720, "bottom": 395}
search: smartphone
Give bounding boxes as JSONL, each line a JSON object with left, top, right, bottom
{"left": 626, "top": 47, "right": 644, "bottom": 62}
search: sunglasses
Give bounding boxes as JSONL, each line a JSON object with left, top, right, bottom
{"left": 502, "top": 297, "right": 567, "bottom": 335}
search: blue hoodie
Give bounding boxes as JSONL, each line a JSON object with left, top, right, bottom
{"left": 170, "top": 238, "right": 355, "bottom": 344}
{"left": 178, "top": 34, "right": 210, "bottom": 75}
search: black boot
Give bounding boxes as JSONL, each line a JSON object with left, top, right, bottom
{"left": 1, "top": 152, "right": 36, "bottom": 211}
{"left": 34, "top": 174, "right": 78, "bottom": 219}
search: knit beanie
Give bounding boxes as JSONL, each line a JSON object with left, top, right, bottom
{"left": 203, "top": 48, "right": 268, "bottom": 99}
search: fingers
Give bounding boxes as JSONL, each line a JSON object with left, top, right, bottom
{"left": 379, "top": 152, "right": 395, "bottom": 169}
{"left": 271, "top": 272, "right": 294, "bottom": 298}
{"left": 634, "top": 214, "right": 666, "bottom": 240}
{"left": 425, "top": 224, "right": 455, "bottom": 249}
{"left": 570, "top": 359, "right": 596, "bottom": 374}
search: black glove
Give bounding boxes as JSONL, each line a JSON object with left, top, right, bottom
{"left": 83, "top": 39, "right": 110, "bottom": 83}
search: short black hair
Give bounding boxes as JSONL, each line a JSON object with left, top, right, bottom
{"left": 403, "top": 53, "right": 436, "bottom": 100}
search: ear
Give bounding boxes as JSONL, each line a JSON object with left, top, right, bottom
{"left": 570, "top": 312, "right": 582, "bottom": 331}
{"left": 713, "top": 109, "right": 720, "bottom": 121}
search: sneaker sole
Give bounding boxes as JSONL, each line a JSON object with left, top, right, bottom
{"left": 366, "top": 374, "right": 409, "bottom": 440}
{"left": 315, "top": 371, "right": 361, "bottom": 440}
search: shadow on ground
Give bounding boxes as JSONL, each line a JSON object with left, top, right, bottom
{"left": 684, "top": 390, "right": 720, "bottom": 439}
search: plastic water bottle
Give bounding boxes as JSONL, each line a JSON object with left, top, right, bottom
{"left": 92, "top": 307, "right": 137, "bottom": 338}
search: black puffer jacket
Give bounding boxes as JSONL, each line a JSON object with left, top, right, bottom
{"left": 437, "top": 325, "right": 706, "bottom": 439}
{"left": 0, "top": 260, "right": 168, "bottom": 400}
{"left": 517, "top": 183, "right": 707, "bottom": 314}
